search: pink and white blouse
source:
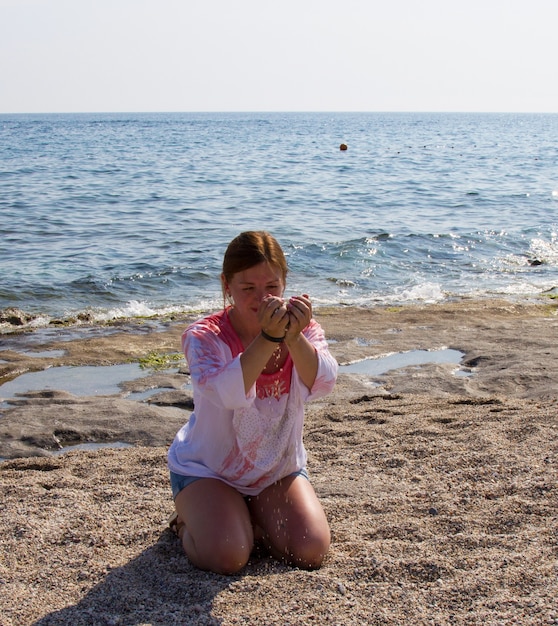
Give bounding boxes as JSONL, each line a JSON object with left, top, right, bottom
{"left": 167, "top": 308, "right": 338, "bottom": 496}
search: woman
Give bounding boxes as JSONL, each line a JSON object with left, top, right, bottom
{"left": 167, "top": 231, "right": 338, "bottom": 574}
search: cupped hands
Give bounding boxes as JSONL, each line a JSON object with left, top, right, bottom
{"left": 258, "top": 294, "right": 312, "bottom": 341}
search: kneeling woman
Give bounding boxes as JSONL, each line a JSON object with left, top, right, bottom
{"left": 167, "top": 231, "right": 338, "bottom": 574}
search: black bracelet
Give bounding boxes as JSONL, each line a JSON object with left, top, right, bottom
{"left": 261, "top": 329, "right": 285, "bottom": 343}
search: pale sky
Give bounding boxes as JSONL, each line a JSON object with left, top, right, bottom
{"left": 1, "top": 0, "right": 557, "bottom": 114}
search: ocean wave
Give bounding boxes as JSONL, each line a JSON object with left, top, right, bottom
{"left": 3, "top": 112, "right": 558, "bottom": 324}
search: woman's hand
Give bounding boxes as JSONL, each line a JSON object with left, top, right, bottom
{"left": 258, "top": 295, "right": 289, "bottom": 340}
{"left": 239, "top": 295, "right": 289, "bottom": 393}
{"left": 285, "top": 294, "right": 312, "bottom": 341}
{"left": 284, "top": 294, "right": 318, "bottom": 390}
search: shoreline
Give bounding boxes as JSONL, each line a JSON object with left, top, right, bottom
{"left": 1, "top": 297, "right": 558, "bottom": 460}
{"left": 1, "top": 298, "right": 557, "bottom": 624}
{"left": 2, "top": 289, "right": 557, "bottom": 335}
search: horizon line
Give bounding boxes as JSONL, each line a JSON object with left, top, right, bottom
{"left": 1, "top": 109, "right": 557, "bottom": 116}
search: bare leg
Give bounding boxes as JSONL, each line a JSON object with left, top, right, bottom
{"left": 248, "top": 475, "right": 330, "bottom": 569}
{"left": 174, "top": 478, "right": 254, "bottom": 575}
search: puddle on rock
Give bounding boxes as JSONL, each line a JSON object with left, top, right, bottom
{"left": 0, "top": 440, "right": 135, "bottom": 462}
{"left": 127, "top": 387, "right": 172, "bottom": 402}
{"left": 21, "top": 349, "right": 66, "bottom": 358}
{"left": 0, "top": 363, "right": 152, "bottom": 402}
{"left": 340, "top": 348, "right": 468, "bottom": 376}
{"left": 53, "top": 441, "right": 134, "bottom": 455}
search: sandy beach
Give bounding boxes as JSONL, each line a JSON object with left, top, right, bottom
{"left": 1, "top": 299, "right": 557, "bottom": 625}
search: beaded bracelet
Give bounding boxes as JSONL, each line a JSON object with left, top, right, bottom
{"left": 261, "top": 329, "right": 285, "bottom": 343}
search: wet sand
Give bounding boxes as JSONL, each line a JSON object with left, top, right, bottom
{"left": 1, "top": 299, "right": 557, "bottom": 625}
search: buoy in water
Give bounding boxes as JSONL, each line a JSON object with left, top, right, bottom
{"left": 339, "top": 143, "right": 348, "bottom": 151}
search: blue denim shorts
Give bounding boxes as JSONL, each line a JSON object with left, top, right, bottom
{"left": 170, "top": 467, "right": 309, "bottom": 500}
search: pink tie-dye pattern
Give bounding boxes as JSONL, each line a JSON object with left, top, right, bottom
{"left": 167, "top": 308, "right": 338, "bottom": 495}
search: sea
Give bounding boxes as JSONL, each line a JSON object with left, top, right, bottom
{"left": 1, "top": 111, "right": 558, "bottom": 332}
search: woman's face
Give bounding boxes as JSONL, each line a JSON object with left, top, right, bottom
{"left": 225, "top": 261, "right": 285, "bottom": 320}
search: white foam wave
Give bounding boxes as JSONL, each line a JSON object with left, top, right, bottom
{"left": 394, "top": 282, "right": 446, "bottom": 304}
{"left": 93, "top": 299, "right": 221, "bottom": 322}
{"left": 529, "top": 237, "right": 558, "bottom": 265}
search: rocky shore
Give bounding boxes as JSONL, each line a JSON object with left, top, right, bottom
{"left": 1, "top": 299, "right": 557, "bottom": 625}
